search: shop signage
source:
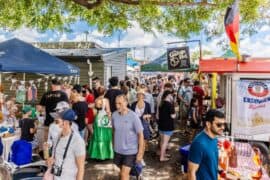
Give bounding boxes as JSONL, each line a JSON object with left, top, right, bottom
{"left": 167, "top": 47, "right": 190, "bottom": 70}
{"left": 234, "top": 79, "right": 270, "bottom": 136}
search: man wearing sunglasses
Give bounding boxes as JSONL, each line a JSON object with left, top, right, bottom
{"left": 188, "top": 109, "right": 225, "bottom": 180}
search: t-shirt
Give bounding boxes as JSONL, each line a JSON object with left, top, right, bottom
{"left": 19, "top": 118, "right": 35, "bottom": 142}
{"left": 188, "top": 131, "right": 218, "bottom": 180}
{"left": 158, "top": 101, "right": 175, "bottom": 131}
{"left": 40, "top": 90, "right": 69, "bottom": 126}
{"left": 104, "top": 89, "right": 123, "bottom": 113}
{"left": 179, "top": 86, "right": 193, "bottom": 104}
{"left": 47, "top": 123, "right": 62, "bottom": 147}
{"left": 93, "top": 88, "right": 99, "bottom": 99}
{"left": 72, "top": 101, "right": 88, "bottom": 131}
{"left": 112, "top": 110, "right": 143, "bottom": 155}
{"left": 193, "top": 86, "right": 205, "bottom": 107}
{"left": 53, "top": 131, "right": 85, "bottom": 180}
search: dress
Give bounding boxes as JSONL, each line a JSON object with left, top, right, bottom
{"left": 88, "top": 99, "right": 113, "bottom": 160}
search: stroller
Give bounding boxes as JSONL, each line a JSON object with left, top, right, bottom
{"left": 1, "top": 154, "right": 47, "bottom": 180}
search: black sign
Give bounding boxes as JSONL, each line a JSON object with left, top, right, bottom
{"left": 167, "top": 47, "right": 190, "bottom": 70}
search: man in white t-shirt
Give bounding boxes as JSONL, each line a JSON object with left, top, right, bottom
{"left": 47, "top": 109, "right": 85, "bottom": 180}
{"left": 48, "top": 101, "right": 78, "bottom": 147}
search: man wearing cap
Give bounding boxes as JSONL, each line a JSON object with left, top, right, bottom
{"left": 39, "top": 79, "right": 69, "bottom": 141}
{"left": 112, "top": 94, "right": 144, "bottom": 180}
{"left": 47, "top": 109, "right": 85, "bottom": 180}
{"left": 48, "top": 101, "right": 79, "bottom": 147}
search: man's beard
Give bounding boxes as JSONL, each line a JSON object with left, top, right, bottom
{"left": 210, "top": 126, "right": 222, "bottom": 136}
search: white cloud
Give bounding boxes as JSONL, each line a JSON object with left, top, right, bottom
{"left": 260, "top": 25, "right": 270, "bottom": 32}
{"left": 1, "top": 23, "right": 270, "bottom": 61}
{"left": 12, "top": 27, "right": 46, "bottom": 42}
{"left": 0, "top": 34, "right": 7, "bottom": 42}
{"left": 96, "top": 22, "right": 183, "bottom": 60}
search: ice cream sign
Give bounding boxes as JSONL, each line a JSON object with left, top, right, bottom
{"left": 248, "top": 81, "right": 269, "bottom": 98}
{"left": 243, "top": 81, "right": 270, "bottom": 104}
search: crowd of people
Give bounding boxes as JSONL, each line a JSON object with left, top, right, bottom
{"left": 0, "top": 73, "right": 225, "bottom": 179}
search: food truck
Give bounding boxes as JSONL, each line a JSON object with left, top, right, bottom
{"left": 200, "top": 57, "right": 270, "bottom": 179}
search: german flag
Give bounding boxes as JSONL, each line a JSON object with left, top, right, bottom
{"left": 224, "top": 0, "right": 241, "bottom": 61}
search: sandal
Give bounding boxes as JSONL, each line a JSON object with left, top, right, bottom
{"left": 165, "top": 154, "right": 171, "bottom": 158}
{"left": 160, "top": 157, "right": 170, "bottom": 162}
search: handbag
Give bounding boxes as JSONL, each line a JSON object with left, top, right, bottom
{"left": 97, "top": 110, "right": 111, "bottom": 128}
{"left": 96, "top": 99, "right": 112, "bottom": 128}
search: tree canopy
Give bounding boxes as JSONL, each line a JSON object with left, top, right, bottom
{"left": 0, "top": 0, "right": 269, "bottom": 38}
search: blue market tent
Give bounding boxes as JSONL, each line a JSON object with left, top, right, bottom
{"left": 0, "top": 38, "right": 80, "bottom": 75}
{"left": 127, "top": 57, "right": 139, "bottom": 67}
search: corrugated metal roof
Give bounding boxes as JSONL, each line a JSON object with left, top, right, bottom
{"left": 43, "top": 48, "right": 129, "bottom": 57}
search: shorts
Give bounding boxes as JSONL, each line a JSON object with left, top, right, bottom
{"left": 113, "top": 152, "right": 136, "bottom": 168}
{"left": 159, "top": 130, "right": 174, "bottom": 136}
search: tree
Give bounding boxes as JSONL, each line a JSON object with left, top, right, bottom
{"left": 0, "top": 0, "right": 268, "bottom": 38}
{"left": 191, "top": 49, "right": 212, "bottom": 63}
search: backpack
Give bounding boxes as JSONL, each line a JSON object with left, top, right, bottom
{"left": 10, "top": 140, "right": 32, "bottom": 165}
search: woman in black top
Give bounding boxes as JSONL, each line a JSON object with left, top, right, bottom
{"left": 158, "top": 90, "right": 176, "bottom": 162}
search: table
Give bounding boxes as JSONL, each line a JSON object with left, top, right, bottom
{"left": 2, "top": 133, "right": 20, "bottom": 161}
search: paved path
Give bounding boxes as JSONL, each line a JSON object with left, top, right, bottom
{"left": 84, "top": 129, "right": 190, "bottom": 180}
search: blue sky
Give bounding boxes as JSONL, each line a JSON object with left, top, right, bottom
{"left": 0, "top": 20, "right": 269, "bottom": 61}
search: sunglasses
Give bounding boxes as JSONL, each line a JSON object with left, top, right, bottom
{"left": 215, "top": 122, "right": 226, "bottom": 128}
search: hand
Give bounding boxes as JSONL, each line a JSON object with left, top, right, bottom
{"left": 46, "top": 157, "right": 55, "bottom": 167}
{"left": 142, "top": 114, "right": 148, "bottom": 120}
{"left": 136, "top": 153, "right": 143, "bottom": 163}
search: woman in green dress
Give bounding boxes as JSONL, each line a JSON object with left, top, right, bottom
{"left": 88, "top": 87, "right": 113, "bottom": 160}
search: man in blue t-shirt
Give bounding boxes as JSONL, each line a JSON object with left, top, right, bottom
{"left": 112, "top": 94, "right": 144, "bottom": 180}
{"left": 188, "top": 109, "right": 225, "bottom": 180}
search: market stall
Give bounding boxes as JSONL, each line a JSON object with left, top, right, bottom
{"left": 199, "top": 57, "right": 270, "bottom": 179}
{"left": 0, "top": 38, "right": 80, "bottom": 162}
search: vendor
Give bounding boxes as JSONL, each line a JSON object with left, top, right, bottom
{"left": 2, "top": 98, "right": 18, "bottom": 127}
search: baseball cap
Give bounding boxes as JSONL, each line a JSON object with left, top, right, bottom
{"left": 58, "top": 109, "right": 77, "bottom": 122}
{"left": 55, "top": 101, "right": 69, "bottom": 112}
{"left": 50, "top": 101, "right": 70, "bottom": 119}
